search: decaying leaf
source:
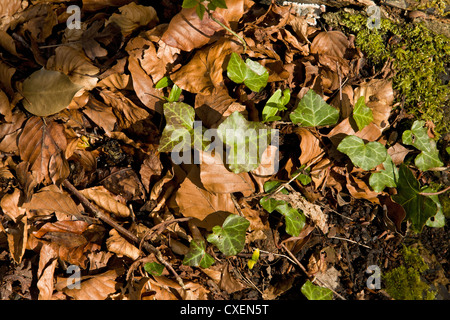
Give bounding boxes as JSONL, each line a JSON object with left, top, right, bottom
{"left": 81, "top": 185, "right": 131, "bottom": 218}
{"left": 18, "top": 117, "right": 69, "bottom": 185}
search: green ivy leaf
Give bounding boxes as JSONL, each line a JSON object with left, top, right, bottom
{"left": 207, "top": 214, "right": 250, "bottom": 256}
{"left": 392, "top": 164, "right": 438, "bottom": 233}
{"left": 144, "top": 262, "right": 165, "bottom": 276}
{"left": 217, "top": 111, "right": 272, "bottom": 173}
{"left": 289, "top": 89, "right": 339, "bottom": 127}
{"left": 402, "top": 120, "right": 443, "bottom": 171}
{"left": 226, "top": 52, "right": 268, "bottom": 92}
{"left": 155, "top": 76, "right": 172, "bottom": 89}
{"left": 263, "top": 180, "right": 289, "bottom": 195}
{"left": 275, "top": 203, "right": 305, "bottom": 237}
{"left": 196, "top": 3, "right": 206, "bottom": 20}
{"left": 183, "top": 240, "right": 215, "bottom": 268}
{"left": 260, "top": 196, "right": 286, "bottom": 213}
{"left": 210, "top": 0, "right": 227, "bottom": 9}
{"left": 337, "top": 135, "right": 387, "bottom": 171}
{"left": 262, "top": 88, "right": 290, "bottom": 122}
{"left": 158, "top": 102, "right": 195, "bottom": 152}
{"left": 423, "top": 187, "right": 445, "bottom": 228}
{"left": 182, "top": 0, "right": 199, "bottom": 9}
{"left": 167, "top": 84, "right": 182, "bottom": 102}
{"left": 352, "top": 96, "right": 373, "bottom": 131}
{"left": 301, "top": 280, "right": 333, "bottom": 300}
{"left": 369, "top": 155, "right": 398, "bottom": 192}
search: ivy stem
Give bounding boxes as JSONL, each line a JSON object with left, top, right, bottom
{"left": 418, "top": 185, "right": 450, "bottom": 196}
{"left": 207, "top": 10, "right": 247, "bottom": 53}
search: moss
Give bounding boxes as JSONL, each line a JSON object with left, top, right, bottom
{"left": 327, "top": 11, "right": 450, "bottom": 135}
{"left": 383, "top": 246, "right": 436, "bottom": 300}
{"left": 413, "top": 0, "right": 449, "bottom": 16}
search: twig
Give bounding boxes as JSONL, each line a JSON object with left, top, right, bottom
{"left": 280, "top": 243, "right": 346, "bottom": 300}
{"left": 62, "top": 179, "right": 186, "bottom": 289}
{"left": 419, "top": 185, "right": 450, "bottom": 196}
{"left": 329, "top": 236, "right": 372, "bottom": 250}
{"left": 208, "top": 14, "right": 247, "bottom": 53}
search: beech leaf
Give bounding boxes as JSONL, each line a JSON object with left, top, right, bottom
{"left": 22, "top": 69, "right": 83, "bottom": 117}
{"left": 207, "top": 214, "right": 250, "bottom": 256}
{"left": 392, "top": 164, "right": 438, "bottom": 233}
{"left": 337, "top": 135, "right": 387, "bottom": 171}
{"left": 182, "top": 240, "right": 215, "bottom": 268}
{"left": 290, "top": 89, "right": 339, "bottom": 127}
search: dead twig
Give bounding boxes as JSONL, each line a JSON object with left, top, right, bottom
{"left": 418, "top": 185, "right": 450, "bottom": 196}
{"left": 62, "top": 179, "right": 186, "bottom": 289}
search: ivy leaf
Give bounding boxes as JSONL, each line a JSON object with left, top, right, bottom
{"left": 260, "top": 196, "right": 286, "bottom": 213}
{"left": 263, "top": 180, "right": 288, "bottom": 195}
{"left": 155, "top": 76, "right": 172, "bottom": 89}
{"left": 262, "top": 88, "right": 290, "bottom": 122}
{"left": 227, "top": 52, "right": 268, "bottom": 92}
{"left": 352, "top": 96, "right": 373, "bottom": 131}
{"left": 423, "top": 187, "right": 445, "bottom": 228}
{"left": 275, "top": 202, "right": 305, "bottom": 237}
{"left": 167, "top": 84, "right": 182, "bottom": 102}
{"left": 289, "top": 89, "right": 339, "bottom": 127}
{"left": 217, "top": 111, "right": 272, "bottom": 173}
{"left": 392, "top": 164, "right": 438, "bottom": 233}
{"left": 402, "top": 120, "right": 443, "bottom": 171}
{"left": 260, "top": 195, "right": 305, "bottom": 237}
{"left": 337, "top": 135, "right": 387, "bottom": 171}
{"left": 158, "top": 102, "right": 195, "bottom": 152}
{"left": 183, "top": 240, "right": 215, "bottom": 268}
{"left": 301, "top": 280, "right": 333, "bottom": 300}
{"left": 182, "top": 0, "right": 199, "bottom": 8}
{"left": 207, "top": 214, "right": 250, "bottom": 256}
{"left": 369, "top": 155, "right": 398, "bottom": 192}
{"left": 144, "top": 262, "right": 165, "bottom": 276}
{"left": 210, "top": 0, "right": 227, "bottom": 9}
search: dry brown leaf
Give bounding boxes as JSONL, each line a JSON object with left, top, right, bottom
{"left": 354, "top": 79, "right": 394, "bottom": 131}
{"left": 295, "top": 127, "right": 324, "bottom": 166}
{"left": 195, "top": 86, "right": 244, "bottom": 128}
{"left": 161, "top": 8, "right": 224, "bottom": 52}
{"left": 106, "top": 229, "right": 141, "bottom": 260}
{"left": 171, "top": 40, "right": 239, "bottom": 95}
{"left": 0, "top": 60, "right": 15, "bottom": 96}
{"left": 251, "top": 144, "right": 279, "bottom": 177}
{"left": 346, "top": 173, "right": 380, "bottom": 204}
{"left": 199, "top": 151, "right": 255, "bottom": 196}
{"left": 82, "top": 0, "right": 134, "bottom": 11}
{"left": 175, "top": 166, "right": 237, "bottom": 220}
{"left": 327, "top": 117, "right": 383, "bottom": 146}
{"left": 127, "top": 55, "right": 165, "bottom": 113}
{"left": 106, "top": 3, "right": 158, "bottom": 36}
{"left": 387, "top": 143, "right": 410, "bottom": 165}
{"left": 37, "top": 243, "right": 58, "bottom": 300}
{"left": 61, "top": 268, "right": 123, "bottom": 300}
{"left": 139, "top": 150, "right": 163, "bottom": 194}
{"left": 81, "top": 185, "right": 131, "bottom": 218}
{"left": 101, "top": 168, "right": 146, "bottom": 201}
{"left": 82, "top": 98, "right": 117, "bottom": 134}
{"left": 46, "top": 46, "right": 99, "bottom": 90}
{"left": 1, "top": 188, "right": 26, "bottom": 222}
{"left": 310, "top": 31, "right": 349, "bottom": 59}
{"left": 0, "top": 89, "right": 12, "bottom": 122}
{"left": 100, "top": 88, "right": 150, "bottom": 129}
{"left": 23, "top": 184, "right": 81, "bottom": 219}
{"left": 18, "top": 117, "right": 69, "bottom": 185}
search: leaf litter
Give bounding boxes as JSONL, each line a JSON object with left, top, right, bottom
{"left": 0, "top": 0, "right": 449, "bottom": 301}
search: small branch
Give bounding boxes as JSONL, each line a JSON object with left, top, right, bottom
{"left": 329, "top": 236, "right": 372, "bottom": 250}
{"left": 62, "top": 179, "right": 186, "bottom": 289}
{"left": 419, "top": 185, "right": 450, "bottom": 196}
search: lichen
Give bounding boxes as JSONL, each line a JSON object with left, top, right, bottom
{"left": 383, "top": 245, "right": 436, "bottom": 300}
{"left": 325, "top": 10, "right": 450, "bottom": 135}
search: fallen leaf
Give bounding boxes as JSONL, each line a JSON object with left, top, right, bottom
{"left": 199, "top": 150, "right": 255, "bottom": 196}
{"left": 101, "top": 168, "right": 146, "bottom": 201}
{"left": 81, "top": 185, "right": 131, "bottom": 218}
{"left": 37, "top": 244, "right": 58, "bottom": 300}
{"left": 21, "top": 68, "right": 83, "bottom": 117}
{"left": 106, "top": 229, "right": 142, "bottom": 260}
{"left": 18, "top": 117, "right": 69, "bottom": 185}
{"left": 107, "top": 3, "right": 158, "bottom": 36}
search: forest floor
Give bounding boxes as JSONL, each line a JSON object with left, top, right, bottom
{"left": 0, "top": 0, "right": 449, "bottom": 300}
